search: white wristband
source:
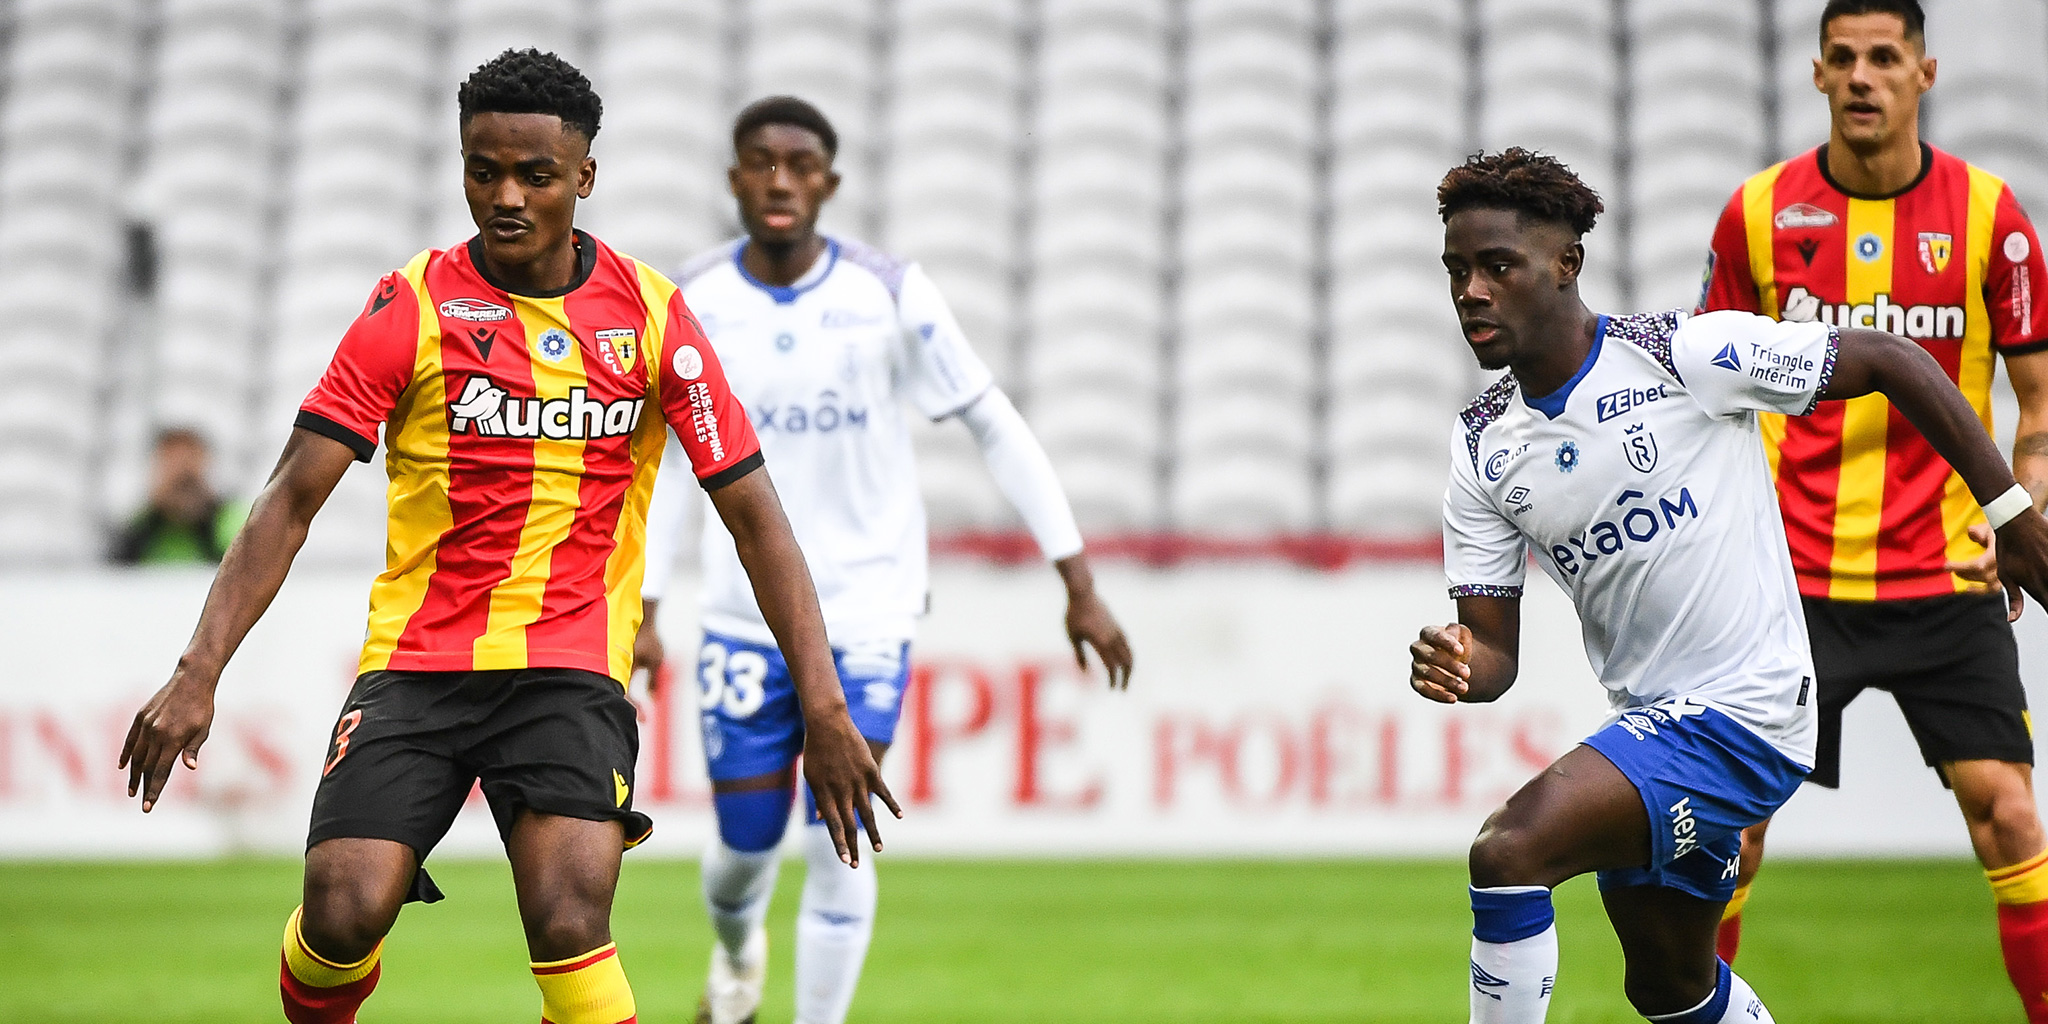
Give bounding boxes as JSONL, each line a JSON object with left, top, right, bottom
{"left": 1984, "top": 484, "right": 2034, "bottom": 530}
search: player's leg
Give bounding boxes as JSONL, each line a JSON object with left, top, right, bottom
{"left": 287, "top": 670, "right": 474, "bottom": 1024}
{"left": 1465, "top": 744, "right": 1650, "bottom": 1023}
{"left": 1715, "top": 819, "right": 1767, "bottom": 963}
{"left": 793, "top": 641, "right": 909, "bottom": 1024}
{"left": 1604, "top": 878, "right": 1777, "bottom": 1022}
{"left": 507, "top": 811, "right": 638, "bottom": 1024}
{"left": 1885, "top": 595, "right": 2044, "bottom": 1020}
{"left": 697, "top": 632, "right": 809, "bottom": 1024}
{"left": 473, "top": 667, "right": 656, "bottom": 1024}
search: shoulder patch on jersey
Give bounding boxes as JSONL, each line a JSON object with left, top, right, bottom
{"left": 1460, "top": 375, "right": 1521, "bottom": 470}
{"left": 1605, "top": 309, "right": 1685, "bottom": 379}
{"left": 676, "top": 239, "right": 744, "bottom": 287}
{"left": 831, "top": 236, "right": 908, "bottom": 300}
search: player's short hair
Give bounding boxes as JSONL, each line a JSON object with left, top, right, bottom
{"left": 457, "top": 48, "right": 602, "bottom": 142}
{"left": 731, "top": 96, "right": 838, "bottom": 160}
{"left": 1820, "top": 0, "right": 1926, "bottom": 45}
{"left": 1437, "top": 148, "right": 1604, "bottom": 238}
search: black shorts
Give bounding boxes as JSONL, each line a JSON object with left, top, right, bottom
{"left": 1804, "top": 592, "right": 2031, "bottom": 789}
{"left": 307, "top": 667, "right": 654, "bottom": 901}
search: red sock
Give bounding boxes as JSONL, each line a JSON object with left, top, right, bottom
{"left": 1990, "top": 852, "right": 2048, "bottom": 1022}
{"left": 1716, "top": 881, "right": 1752, "bottom": 964}
{"left": 279, "top": 906, "right": 382, "bottom": 1024}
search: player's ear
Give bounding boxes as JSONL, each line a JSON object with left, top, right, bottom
{"left": 1555, "top": 240, "right": 1584, "bottom": 289}
{"left": 1919, "top": 54, "right": 1937, "bottom": 92}
{"left": 578, "top": 155, "right": 596, "bottom": 200}
{"left": 822, "top": 168, "right": 841, "bottom": 204}
{"left": 727, "top": 163, "right": 742, "bottom": 198}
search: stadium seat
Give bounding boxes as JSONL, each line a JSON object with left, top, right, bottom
{"left": 1171, "top": 454, "right": 1316, "bottom": 535}
{"left": 601, "top": 0, "right": 721, "bottom": 37}
{"left": 1041, "top": 0, "right": 1168, "bottom": 39}
{"left": 1027, "top": 389, "right": 1163, "bottom": 465}
{"left": 1182, "top": 91, "right": 1316, "bottom": 153}
{"left": 1037, "top": 31, "right": 1170, "bottom": 96}
{"left": 1178, "top": 266, "right": 1314, "bottom": 337}
{"left": 1044, "top": 450, "right": 1160, "bottom": 531}
{"left": 1030, "top": 329, "right": 1162, "bottom": 398}
{"left": 1185, "top": 29, "right": 1316, "bottom": 98}
{"left": 1328, "top": 453, "right": 1444, "bottom": 535}
{"left": 1178, "top": 321, "right": 1314, "bottom": 398}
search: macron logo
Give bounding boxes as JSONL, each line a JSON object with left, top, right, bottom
{"left": 1710, "top": 343, "right": 1742, "bottom": 372}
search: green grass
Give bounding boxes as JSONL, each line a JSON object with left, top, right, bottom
{"left": 0, "top": 858, "right": 2018, "bottom": 1022}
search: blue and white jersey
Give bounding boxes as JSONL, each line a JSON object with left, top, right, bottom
{"left": 1444, "top": 309, "right": 1838, "bottom": 765}
{"left": 673, "top": 237, "right": 995, "bottom": 647}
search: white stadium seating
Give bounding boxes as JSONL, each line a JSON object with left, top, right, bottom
{"left": 4, "top": 0, "right": 2045, "bottom": 564}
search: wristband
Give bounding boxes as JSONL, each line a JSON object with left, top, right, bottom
{"left": 1985, "top": 484, "right": 2034, "bottom": 530}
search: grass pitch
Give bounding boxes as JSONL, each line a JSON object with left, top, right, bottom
{"left": 0, "top": 858, "right": 2016, "bottom": 1022}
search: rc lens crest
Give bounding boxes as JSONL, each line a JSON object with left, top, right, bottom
{"left": 1918, "top": 232, "right": 1953, "bottom": 275}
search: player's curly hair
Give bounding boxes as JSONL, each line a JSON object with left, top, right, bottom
{"left": 1437, "top": 148, "right": 1603, "bottom": 237}
{"left": 732, "top": 96, "right": 838, "bottom": 159}
{"left": 457, "top": 48, "right": 602, "bottom": 141}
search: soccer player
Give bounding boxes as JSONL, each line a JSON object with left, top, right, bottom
{"left": 1411, "top": 148, "right": 2048, "bottom": 1024}
{"left": 1697, "top": 1, "right": 2048, "bottom": 1007}
{"left": 631, "top": 96, "right": 1133, "bottom": 1024}
{"left": 116, "top": 52, "right": 895, "bottom": 1024}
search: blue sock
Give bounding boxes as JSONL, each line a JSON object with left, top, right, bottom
{"left": 1646, "top": 959, "right": 1732, "bottom": 1023}
{"left": 713, "top": 787, "right": 794, "bottom": 852}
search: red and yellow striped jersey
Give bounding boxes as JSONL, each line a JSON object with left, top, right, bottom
{"left": 297, "top": 231, "right": 762, "bottom": 683}
{"left": 1701, "top": 144, "right": 2048, "bottom": 601}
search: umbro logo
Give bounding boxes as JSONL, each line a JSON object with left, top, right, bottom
{"left": 1711, "top": 343, "right": 1742, "bottom": 372}
{"left": 1471, "top": 962, "right": 1510, "bottom": 1000}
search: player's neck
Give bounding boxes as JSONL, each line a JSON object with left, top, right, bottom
{"left": 1825, "top": 127, "right": 1925, "bottom": 197}
{"left": 742, "top": 234, "right": 829, "bottom": 287}
{"left": 478, "top": 232, "right": 584, "bottom": 296}
{"left": 1512, "top": 306, "right": 1602, "bottom": 400}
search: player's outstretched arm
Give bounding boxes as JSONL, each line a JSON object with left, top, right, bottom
{"left": 1823, "top": 328, "right": 2048, "bottom": 616}
{"left": 1409, "top": 595, "right": 1520, "bottom": 704}
{"left": 119, "top": 428, "right": 357, "bottom": 812}
{"left": 707, "top": 466, "right": 902, "bottom": 866}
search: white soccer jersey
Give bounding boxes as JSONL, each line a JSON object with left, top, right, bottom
{"left": 665, "top": 237, "right": 995, "bottom": 646}
{"left": 1444, "top": 309, "right": 1836, "bottom": 765}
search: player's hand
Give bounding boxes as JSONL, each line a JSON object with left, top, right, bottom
{"left": 1993, "top": 508, "right": 2048, "bottom": 622}
{"left": 632, "top": 609, "right": 666, "bottom": 688}
{"left": 1065, "top": 590, "right": 1133, "bottom": 690}
{"left": 1946, "top": 522, "right": 2009, "bottom": 610}
{"left": 800, "top": 715, "right": 901, "bottom": 868}
{"left": 1409, "top": 623, "right": 1473, "bottom": 703}
{"left": 118, "top": 667, "right": 217, "bottom": 812}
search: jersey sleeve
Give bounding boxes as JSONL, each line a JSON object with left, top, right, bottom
{"left": 1443, "top": 423, "right": 1527, "bottom": 599}
{"left": 653, "top": 288, "right": 763, "bottom": 490}
{"left": 1988, "top": 185, "right": 2048, "bottom": 354}
{"left": 1671, "top": 310, "right": 1838, "bottom": 418}
{"left": 896, "top": 264, "right": 996, "bottom": 420}
{"left": 296, "top": 271, "right": 421, "bottom": 462}
{"left": 1696, "top": 187, "right": 1762, "bottom": 315}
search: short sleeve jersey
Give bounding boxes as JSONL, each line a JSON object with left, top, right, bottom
{"left": 1444, "top": 310, "right": 1834, "bottom": 765}
{"left": 1699, "top": 144, "right": 2048, "bottom": 601}
{"left": 298, "top": 231, "right": 762, "bottom": 684}
{"left": 665, "top": 237, "right": 994, "bottom": 646}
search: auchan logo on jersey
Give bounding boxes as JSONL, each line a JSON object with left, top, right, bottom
{"left": 1780, "top": 286, "right": 1966, "bottom": 340}
{"left": 447, "top": 375, "right": 645, "bottom": 439}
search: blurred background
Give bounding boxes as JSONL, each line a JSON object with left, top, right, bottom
{"left": 0, "top": 0, "right": 2042, "bottom": 567}
{"left": 4, "top": 1, "right": 2048, "bottom": 1018}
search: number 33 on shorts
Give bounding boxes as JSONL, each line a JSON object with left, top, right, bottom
{"left": 699, "top": 641, "right": 768, "bottom": 717}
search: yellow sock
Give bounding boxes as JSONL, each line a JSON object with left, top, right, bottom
{"left": 283, "top": 905, "right": 380, "bottom": 988}
{"left": 1990, "top": 850, "right": 2048, "bottom": 904}
{"left": 1721, "top": 881, "right": 1752, "bottom": 923}
{"left": 532, "top": 942, "right": 636, "bottom": 1024}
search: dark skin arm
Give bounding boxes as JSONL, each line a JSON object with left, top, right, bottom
{"left": 1409, "top": 595, "right": 1521, "bottom": 704}
{"left": 119, "top": 428, "right": 357, "bottom": 811}
{"left": 1054, "top": 553, "right": 1132, "bottom": 690}
{"left": 705, "top": 466, "right": 901, "bottom": 866}
{"left": 1822, "top": 327, "right": 2048, "bottom": 617}
{"left": 1947, "top": 350, "right": 2048, "bottom": 609}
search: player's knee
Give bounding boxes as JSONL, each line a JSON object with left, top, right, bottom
{"left": 523, "top": 901, "right": 612, "bottom": 962}
{"left": 300, "top": 873, "right": 399, "bottom": 962}
{"left": 1469, "top": 824, "right": 1549, "bottom": 888}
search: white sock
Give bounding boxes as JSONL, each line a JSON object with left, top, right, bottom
{"left": 1470, "top": 885, "right": 1558, "bottom": 1023}
{"left": 701, "top": 838, "right": 780, "bottom": 968}
{"left": 1645, "top": 960, "right": 1775, "bottom": 1024}
{"left": 794, "top": 823, "right": 877, "bottom": 1024}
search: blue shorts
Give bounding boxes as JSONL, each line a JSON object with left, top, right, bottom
{"left": 1584, "top": 698, "right": 1809, "bottom": 902}
{"left": 695, "top": 630, "right": 910, "bottom": 782}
